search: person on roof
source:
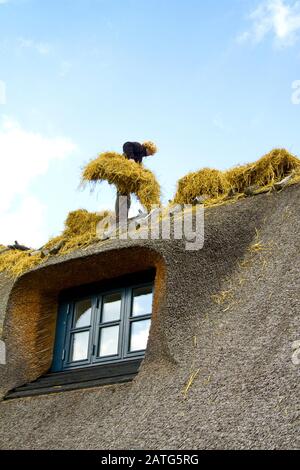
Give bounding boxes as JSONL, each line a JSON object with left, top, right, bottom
{"left": 123, "top": 141, "right": 157, "bottom": 164}
{"left": 115, "top": 141, "right": 157, "bottom": 225}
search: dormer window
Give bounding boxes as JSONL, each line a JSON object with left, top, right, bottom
{"left": 6, "top": 270, "right": 156, "bottom": 399}
{"left": 52, "top": 282, "right": 153, "bottom": 372}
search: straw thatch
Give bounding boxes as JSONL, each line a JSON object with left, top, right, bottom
{"left": 0, "top": 209, "right": 111, "bottom": 278}
{"left": 82, "top": 152, "right": 161, "bottom": 211}
{"left": 1, "top": 149, "right": 299, "bottom": 277}
{"left": 0, "top": 250, "right": 43, "bottom": 278}
{"left": 1, "top": 184, "right": 300, "bottom": 449}
{"left": 226, "top": 148, "right": 300, "bottom": 192}
{"left": 174, "top": 168, "right": 229, "bottom": 204}
{"left": 173, "top": 148, "right": 300, "bottom": 205}
{"left": 44, "top": 209, "right": 111, "bottom": 255}
{"left": 143, "top": 141, "right": 158, "bottom": 156}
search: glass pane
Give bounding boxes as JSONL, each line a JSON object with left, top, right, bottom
{"left": 74, "top": 299, "right": 92, "bottom": 328}
{"left": 99, "top": 325, "right": 119, "bottom": 357}
{"left": 71, "top": 331, "right": 89, "bottom": 362}
{"left": 102, "top": 293, "right": 122, "bottom": 323}
{"left": 129, "top": 319, "right": 151, "bottom": 352}
{"left": 132, "top": 286, "right": 153, "bottom": 317}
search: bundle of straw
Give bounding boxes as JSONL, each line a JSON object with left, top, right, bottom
{"left": 225, "top": 148, "right": 300, "bottom": 193}
{"left": 174, "top": 168, "right": 229, "bottom": 204}
{"left": 0, "top": 210, "right": 111, "bottom": 277}
{"left": 82, "top": 152, "right": 161, "bottom": 211}
{"left": 44, "top": 209, "right": 111, "bottom": 255}
{"left": 174, "top": 149, "right": 300, "bottom": 205}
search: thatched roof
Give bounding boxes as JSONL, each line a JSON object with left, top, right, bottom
{"left": 1, "top": 148, "right": 299, "bottom": 278}
{"left": 0, "top": 185, "right": 299, "bottom": 449}
{"left": 0, "top": 273, "right": 14, "bottom": 335}
{"left": 0, "top": 209, "right": 112, "bottom": 277}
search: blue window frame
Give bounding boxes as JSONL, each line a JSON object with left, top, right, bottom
{"left": 52, "top": 282, "right": 153, "bottom": 372}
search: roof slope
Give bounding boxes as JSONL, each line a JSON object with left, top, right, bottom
{"left": 0, "top": 273, "right": 14, "bottom": 335}
{"left": 0, "top": 185, "right": 299, "bottom": 449}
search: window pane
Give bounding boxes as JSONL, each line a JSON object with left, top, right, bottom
{"left": 74, "top": 299, "right": 92, "bottom": 328}
{"left": 129, "top": 319, "right": 151, "bottom": 352}
{"left": 102, "top": 293, "right": 122, "bottom": 323}
{"left": 71, "top": 331, "right": 89, "bottom": 362}
{"left": 99, "top": 326, "right": 119, "bottom": 357}
{"left": 132, "top": 286, "right": 153, "bottom": 317}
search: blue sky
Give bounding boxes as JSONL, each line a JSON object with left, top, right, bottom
{"left": 0, "top": 0, "right": 300, "bottom": 246}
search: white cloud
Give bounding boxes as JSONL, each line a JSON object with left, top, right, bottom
{"left": 0, "top": 196, "right": 46, "bottom": 248}
{"left": 17, "top": 37, "right": 51, "bottom": 56}
{"left": 0, "top": 116, "right": 77, "bottom": 246}
{"left": 238, "top": 0, "right": 300, "bottom": 47}
{"left": 0, "top": 81, "right": 6, "bottom": 105}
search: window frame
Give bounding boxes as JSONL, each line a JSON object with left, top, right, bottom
{"left": 124, "top": 286, "right": 154, "bottom": 358}
{"left": 52, "top": 281, "right": 154, "bottom": 372}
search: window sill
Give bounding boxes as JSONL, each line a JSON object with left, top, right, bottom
{"left": 5, "top": 358, "right": 142, "bottom": 400}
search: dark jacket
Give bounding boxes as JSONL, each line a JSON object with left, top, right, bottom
{"left": 123, "top": 142, "right": 147, "bottom": 164}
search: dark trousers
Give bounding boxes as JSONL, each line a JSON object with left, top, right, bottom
{"left": 115, "top": 192, "right": 131, "bottom": 225}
